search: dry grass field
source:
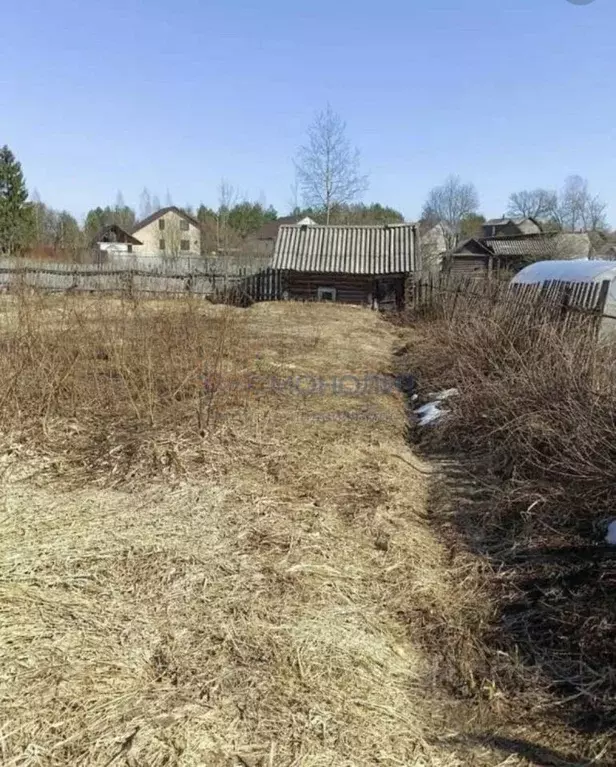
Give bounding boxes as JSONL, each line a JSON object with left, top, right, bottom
{"left": 0, "top": 293, "right": 490, "bottom": 767}
{"left": 3, "top": 292, "right": 607, "bottom": 766}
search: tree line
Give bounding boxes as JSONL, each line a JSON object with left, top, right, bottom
{"left": 1, "top": 104, "right": 612, "bottom": 259}
{"left": 0, "top": 141, "right": 407, "bottom": 258}
{"left": 421, "top": 174, "right": 610, "bottom": 250}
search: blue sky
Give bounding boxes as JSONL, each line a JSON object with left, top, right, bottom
{"left": 2, "top": 0, "right": 614, "bottom": 223}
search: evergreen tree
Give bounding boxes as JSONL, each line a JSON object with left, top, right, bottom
{"left": 227, "top": 202, "right": 277, "bottom": 237}
{"left": 84, "top": 207, "right": 108, "bottom": 242}
{"left": 0, "top": 145, "right": 32, "bottom": 254}
{"left": 84, "top": 202, "right": 136, "bottom": 242}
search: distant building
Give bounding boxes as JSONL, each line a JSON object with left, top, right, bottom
{"left": 418, "top": 222, "right": 452, "bottom": 272}
{"left": 131, "top": 206, "right": 202, "bottom": 257}
{"left": 448, "top": 231, "right": 593, "bottom": 276}
{"left": 482, "top": 217, "right": 542, "bottom": 238}
{"left": 92, "top": 224, "right": 142, "bottom": 263}
{"left": 244, "top": 215, "right": 317, "bottom": 256}
{"left": 272, "top": 223, "right": 419, "bottom": 308}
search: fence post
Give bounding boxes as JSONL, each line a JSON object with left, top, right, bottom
{"left": 595, "top": 280, "right": 610, "bottom": 338}
{"left": 450, "top": 282, "right": 462, "bottom": 321}
{"left": 560, "top": 283, "right": 572, "bottom": 323}
{"left": 122, "top": 269, "right": 134, "bottom": 299}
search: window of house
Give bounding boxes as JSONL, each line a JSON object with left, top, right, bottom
{"left": 159, "top": 239, "right": 166, "bottom": 251}
{"left": 317, "top": 287, "right": 337, "bottom": 301}
{"left": 180, "top": 240, "right": 190, "bottom": 251}
{"left": 127, "top": 244, "right": 133, "bottom": 254}
{"left": 180, "top": 219, "right": 189, "bottom": 231}
{"left": 158, "top": 219, "right": 165, "bottom": 231}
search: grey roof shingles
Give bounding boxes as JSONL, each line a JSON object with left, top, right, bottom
{"left": 484, "top": 234, "right": 558, "bottom": 258}
{"left": 484, "top": 217, "right": 540, "bottom": 227}
{"left": 272, "top": 224, "right": 417, "bottom": 275}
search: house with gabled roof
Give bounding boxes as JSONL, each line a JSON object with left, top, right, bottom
{"left": 91, "top": 224, "right": 143, "bottom": 264}
{"left": 482, "top": 217, "right": 542, "bottom": 238}
{"left": 448, "top": 231, "right": 592, "bottom": 276}
{"left": 272, "top": 222, "right": 419, "bottom": 308}
{"left": 131, "top": 206, "right": 202, "bottom": 257}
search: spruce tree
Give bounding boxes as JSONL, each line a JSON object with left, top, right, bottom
{"left": 0, "top": 145, "right": 32, "bottom": 254}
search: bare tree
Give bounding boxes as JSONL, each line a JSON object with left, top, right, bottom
{"left": 152, "top": 194, "right": 161, "bottom": 212}
{"left": 556, "top": 175, "right": 607, "bottom": 232}
{"left": 217, "top": 179, "right": 239, "bottom": 254}
{"left": 507, "top": 177, "right": 608, "bottom": 232}
{"left": 295, "top": 104, "right": 368, "bottom": 225}
{"left": 584, "top": 194, "right": 608, "bottom": 232}
{"left": 162, "top": 217, "right": 183, "bottom": 261}
{"left": 507, "top": 188, "right": 557, "bottom": 219}
{"left": 139, "top": 188, "right": 153, "bottom": 220}
{"left": 557, "top": 175, "right": 588, "bottom": 232}
{"left": 288, "top": 170, "right": 301, "bottom": 214}
{"left": 421, "top": 175, "right": 479, "bottom": 249}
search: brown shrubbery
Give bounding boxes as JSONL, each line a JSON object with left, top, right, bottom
{"left": 402, "top": 291, "right": 616, "bottom": 738}
{"left": 0, "top": 290, "right": 248, "bottom": 482}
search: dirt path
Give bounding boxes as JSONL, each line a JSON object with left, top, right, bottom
{"left": 0, "top": 302, "right": 523, "bottom": 766}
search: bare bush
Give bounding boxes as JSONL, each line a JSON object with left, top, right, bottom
{"left": 402, "top": 293, "right": 616, "bottom": 739}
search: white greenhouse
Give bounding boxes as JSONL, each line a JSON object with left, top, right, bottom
{"left": 510, "top": 260, "right": 616, "bottom": 339}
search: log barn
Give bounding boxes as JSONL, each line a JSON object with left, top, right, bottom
{"left": 272, "top": 223, "right": 419, "bottom": 309}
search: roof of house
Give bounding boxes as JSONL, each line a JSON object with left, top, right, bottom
{"left": 484, "top": 233, "right": 558, "bottom": 258}
{"left": 92, "top": 224, "right": 142, "bottom": 246}
{"left": 131, "top": 206, "right": 201, "bottom": 234}
{"left": 272, "top": 223, "right": 417, "bottom": 274}
{"left": 249, "top": 215, "right": 316, "bottom": 241}
{"left": 453, "top": 238, "right": 494, "bottom": 256}
{"left": 484, "top": 216, "right": 541, "bottom": 228}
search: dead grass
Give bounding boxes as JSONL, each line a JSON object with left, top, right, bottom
{"left": 0, "top": 292, "right": 493, "bottom": 766}
{"left": 399, "top": 292, "right": 616, "bottom": 762}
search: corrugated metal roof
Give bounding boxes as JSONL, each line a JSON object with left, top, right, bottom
{"left": 511, "top": 260, "right": 616, "bottom": 285}
{"left": 484, "top": 217, "right": 537, "bottom": 227}
{"left": 272, "top": 224, "right": 417, "bottom": 274}
{"left": 485, "top": 234, "right": 557, "bottom": 258}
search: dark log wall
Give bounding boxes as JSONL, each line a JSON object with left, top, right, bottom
{"left": 285, "top": 272, "right": 405, "bottom": 306}
{"left": 448, "top": 255, "right": 490, "bottom": 276}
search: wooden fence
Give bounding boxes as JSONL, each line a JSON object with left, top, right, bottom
{"left": 0, "top": 262, "right": 285, "bottom": 302}
{"left": 406, "top": 274, "right": 611, "bottom": 337}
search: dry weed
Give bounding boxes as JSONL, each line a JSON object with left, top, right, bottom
{"left": 400, "top": 291, "right": 616, "bottom": 757}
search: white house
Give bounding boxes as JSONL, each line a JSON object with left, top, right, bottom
{"left": 131, "top": 206, "right": 202, "bottom": 258}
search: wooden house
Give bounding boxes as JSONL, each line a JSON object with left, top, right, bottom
{"left": 481, "top": 217, "right": 542, "bottom": 238}
{"left": 447, "top": 231, "right": 592, "bottom": 276}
